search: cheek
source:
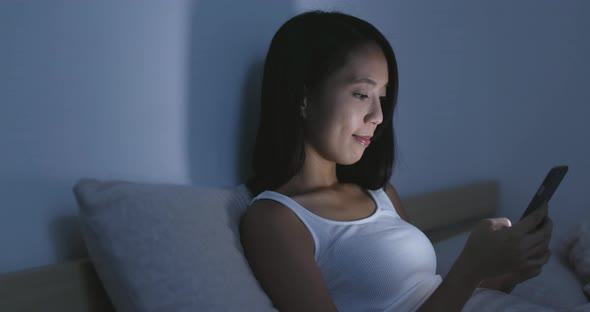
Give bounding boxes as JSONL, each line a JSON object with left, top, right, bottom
{"left": 307, "top": 94, "right": 363, "bottom": 144}
{"left": 333, "top": 104, "right": 363, "bottom": 134}
{"left": 318, "top": 107, "right": 353, "bottom": 134}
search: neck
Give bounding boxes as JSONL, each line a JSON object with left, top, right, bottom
{"left": 279, "top": 144, "right": 338, "bottom": 195}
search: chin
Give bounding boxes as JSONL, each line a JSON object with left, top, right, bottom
{"left": 338, "top": 155, "right": 364, "bottom": 166}
{"left": 332, "top": 145, "right": 365, "bottom": 165}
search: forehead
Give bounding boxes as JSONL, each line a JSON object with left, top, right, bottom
{"left": 336, "top": 42, "right": 389, "bottom": 87}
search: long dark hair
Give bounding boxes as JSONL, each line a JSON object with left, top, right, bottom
{"left": 247, "top": 11, "right": 399, "bottom": 196}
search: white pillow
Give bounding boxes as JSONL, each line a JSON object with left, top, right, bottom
{"left": 73, "top": 178, "right": 276, "bottom": 312}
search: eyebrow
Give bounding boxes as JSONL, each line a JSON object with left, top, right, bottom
{"left": 349, "top": 77, "right": 388, "bottom": 88}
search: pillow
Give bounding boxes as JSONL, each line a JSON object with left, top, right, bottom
{"left": 73, "top": 178, "right": 277, "bottom": 312}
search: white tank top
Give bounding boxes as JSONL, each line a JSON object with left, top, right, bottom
{"left": 251, "top": 187, "right": 443, "bottom": 312}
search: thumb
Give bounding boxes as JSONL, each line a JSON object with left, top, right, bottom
{"left": 488, "top": 217, "right": 512, "bottom": 231}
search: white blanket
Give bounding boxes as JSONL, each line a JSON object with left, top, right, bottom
{"left": 464, "top": 289, "right": 590, "bottom": 312}
{"left": 568, "top": 222, "right": 590, "bottom": 296}
{"left": 463, "top": 288, "right": 559, "bottom": 311}
{"left": 433, "top": 231, "right": 589, "bottom": 312}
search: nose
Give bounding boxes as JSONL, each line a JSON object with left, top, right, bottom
{"left": 365, "top": 96, "right": 383, "bottom": 126}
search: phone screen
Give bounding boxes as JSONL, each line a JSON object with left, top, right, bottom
{"left": 519, "top": 165, "right": 568, "bottom": 220}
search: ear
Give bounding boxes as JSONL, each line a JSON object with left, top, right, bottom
{"left": 300, "top": 97, "right": 308, "bottom": 119}
{"left": 300, "top": 85, "right": 310, "bottom": 119}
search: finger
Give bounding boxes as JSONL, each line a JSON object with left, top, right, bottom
{"left": 524, "top": 250, "right": 551, "bottom": 269}
{"left": 537, "top": 216, "right": 553, "bottom": 237}
{"left": 522, "top": 218, "right": 553, "bottom": 249}
{"left": 487, "top": 217, "right": 512, "bottom": 230}
{"left": 525, "top": 240, "right": 550, "bottom": 259}
{"left": 513, "top": 202, "right": 548, "bottom": 235}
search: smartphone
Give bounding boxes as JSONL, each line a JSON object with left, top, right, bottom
{"left": 519, "top": 165, "right": 569, "bottom": 220}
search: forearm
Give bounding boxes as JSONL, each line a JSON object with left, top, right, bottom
{"left": 416, "top": 256, "right": 482, "bottom": 312}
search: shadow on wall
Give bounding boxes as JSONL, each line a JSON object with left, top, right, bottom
{"left": 187, "top": 0, "right": 294, "bottom": 187}
{"left": 49, "top": 215, "right": 88, "bottom": 263}
{"left": 238, "top": 61, "right": 265, "bottom": 183}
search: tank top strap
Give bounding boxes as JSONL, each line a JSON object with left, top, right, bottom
{"left": 368, "top": 188, "right": 402, "bottom": 219}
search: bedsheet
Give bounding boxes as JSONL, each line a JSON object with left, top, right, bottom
{"left": 432, "top": 231, "right": 588, "bottom": 311}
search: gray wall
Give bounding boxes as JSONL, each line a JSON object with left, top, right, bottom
{"left": 1, "top": 0, "right": 588, "bottom": 273}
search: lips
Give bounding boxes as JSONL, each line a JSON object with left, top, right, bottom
{"left": 353, "top": 135, "right": 372, "bottom": 146}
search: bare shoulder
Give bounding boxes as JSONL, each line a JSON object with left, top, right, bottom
{"left": 240, "top": 199, "right": 314, "bottom": 251}
{"left": 384, "top": 183, "right": 410, "bottom": 222}
{"left": 239, "top": 199, "right": 336, "bottom": 311}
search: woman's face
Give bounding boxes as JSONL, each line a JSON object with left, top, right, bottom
{"left": 305, "top": 42, "right": 388, "bottom": 165}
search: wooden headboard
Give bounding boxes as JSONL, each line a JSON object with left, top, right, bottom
{"left": 404, "top": 180, "right": 498, "bottom": 241}
{"left": 0, "top": 180, "right": 498, "bottom": 312}
{"left": 0, "top": 258, "right": 114, "bottom": 312}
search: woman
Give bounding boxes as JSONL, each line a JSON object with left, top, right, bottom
{"left": 240, "top": 11, "right": 553, "bottom": 312}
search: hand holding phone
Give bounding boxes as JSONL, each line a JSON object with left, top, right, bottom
{"left": 519, "top": 165, "right": 568, "bottom": 221}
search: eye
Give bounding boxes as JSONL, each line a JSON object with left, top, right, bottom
{"left": 353, "top": 93, "right": 369, "bottom": 100}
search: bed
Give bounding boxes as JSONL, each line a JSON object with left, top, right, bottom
{"left": 0, "top": 180, "right": 586, "bottom": 311}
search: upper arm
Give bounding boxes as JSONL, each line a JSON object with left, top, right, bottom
{"left": 384, "top": 183, "right": 410, "bottom": 222}
{"left": 239, "top": 200, "right": 337, "bottom": 312}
